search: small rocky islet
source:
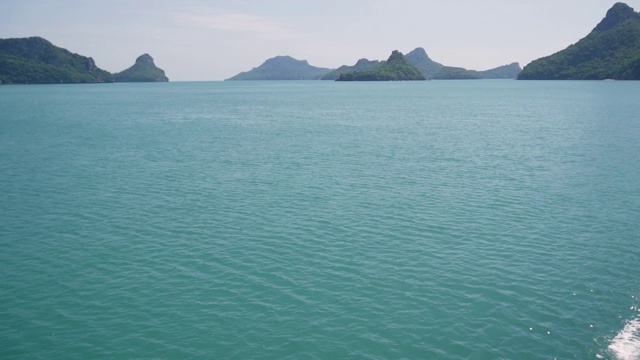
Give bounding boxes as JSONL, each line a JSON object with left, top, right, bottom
{"left": 113, "top": 54, "right": 168, "bottom": 83}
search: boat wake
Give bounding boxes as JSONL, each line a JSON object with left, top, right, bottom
{"left": 608, "top": 317, "right": 640, "bottom": 360}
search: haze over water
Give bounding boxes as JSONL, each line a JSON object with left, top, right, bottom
{"left": 1, "top": 81, "right": 639, "bottom": 359}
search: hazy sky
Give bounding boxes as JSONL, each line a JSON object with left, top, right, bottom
{"left": 2, "top": 0, "right": 639, "bottom": 81}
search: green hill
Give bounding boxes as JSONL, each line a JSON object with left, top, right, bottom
{"left": 336, "top": 50, "right": 425, "bottom": 81}
{"left": 518, "top": 2, "right": 640, "bottom": 80}
{"left": 0, "top": 37, "right": 113, "bottom": 84}
{"left": 113, "top": 54, "right": 168, "bottom": 82}
{"left": 320, "top": 58, "right": 380, "bottom": 80}
{"left": 226, "top": 56, "right": 331, "bottom": 80}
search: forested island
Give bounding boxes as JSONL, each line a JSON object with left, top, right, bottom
{"left": 0, "top": 37, "right": 168, "bottom": 84}
{"left": 113, "top": 54, "right": 168, "bottom": 82}
{"left": 518, "top": 2, "right": 640, "bottom": 80}
{"left": 226, "top": 47, "right": 521, "bottom": 81}
{"left": 4, "top": 2, "right": 640, "bottom": 84}
{"left": 336, "top": 50, "right": 425, "bottom": 81}
{"left": 0, "top": 37, "right": 113, "bottom": 84}
{"left": 225, "top": 56, "right": 331, "bottom": 80}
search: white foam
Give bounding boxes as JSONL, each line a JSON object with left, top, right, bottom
{"left": 608, "top": 317, "right": 640, "bottom": 360}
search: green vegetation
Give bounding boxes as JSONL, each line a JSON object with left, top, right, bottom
{"left": 225, "top": 46, "right": 520, "bottom": 82}
{"left": 0, "top": 35, "right": 522, "bottom": 84}
{"left": 0, "top": 37, "right": 113, "bottom": 84}
{"left": 320, "top": 59, "right": 379, "bottom": 80}
{"left": 113, "top": 54, "right": 168, "bottom": 82}
{"left": 336, "top": 50, "right": 425, "bottom": 81}
{"left": 518, "top": 2, "right": 640, "bottom": 80}
{"left": 432, "top": 66, "right": 481, "bottom": 80}
{"left": 226, "top": 56, "right": 331, "bottom": 80}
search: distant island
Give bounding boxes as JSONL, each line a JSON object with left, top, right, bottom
{"left": 7, "top": 2, "right": 640, "bottom": 84}
{"left": 320, "top": 59, "right": 380, "bottom": 80}
{"left": 431, "top": 63, "right": 523, "bottom": 80}
{"left": 0, "top": 36, "right": 169, "bottom": 84}
{"left": 404, "top": 47, "right": 444, "bottom": 79}
{"left": 518, "top": 2, "right": 640, "bottom": 80}
{"left": 227, "top": 46, "right": 521, "bottom": 81}
{"left": 475, "top": 63, "right": 523, "bottom": 79}
{"left": 395, "top": 48, "right": 521, "bottom": 80}
{"left": 113, "top": 54, "right": 168, "bottom": 82}
{"left": 225, "top": 56, "right": 331, "bottom": 80}
{"left": 336, "top": 50, "right": 425, "bottom": 81}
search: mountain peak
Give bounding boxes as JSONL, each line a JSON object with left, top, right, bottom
{"left": 407, "top": 47, "right": 428, "bottom": 58}
{"left": 226, "top": 55, "right": 330, "bottom": 80}
{"left": 519, "top": 2, "right": 640, "bottom": 80}
{"left": 25, "top": 36, "right": 52, "bottom": 45}
{"left": 264, "top": 55, "right": 308, "bottom": 66}
{"left": 337, "top": 50, "right": 425, "bottom": 81}
{"left": 135, "top": 53, "right": 155, "bottom": 65}
{"left": 405, "top": 47, "right": 444, "bottom": 78}
{"left": 354, "top": 58, "right": 372, "bottom": 66}
{"left": 387, "top": 50, "right": 405, "bottom": 63}
{"left": 594, "top": 2, "right": 640, "bottom": 32}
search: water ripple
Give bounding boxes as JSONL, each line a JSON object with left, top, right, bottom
{"left": 1, "top": 81, "right": 639, "bottom": 359}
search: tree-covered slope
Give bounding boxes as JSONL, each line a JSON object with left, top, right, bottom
{"left": 113, "top": 54, "right": 168, "bottom": 82}
{"left": 226, "top": 56, "right": 331, "bottom": 80}
{"left": 0, "top": 37, "right": 113, "bottom": 84}
{"left": 336, "top": 50, "right": 425, "bottom": 81}
{"left": 432, "top": 66, "right": 481, "bottom": 80}
{"left": 518, "top": 2, "right": 640, "bottom": 80}
{"left": 320, "top": 58, "right": 380, "bottom": 80}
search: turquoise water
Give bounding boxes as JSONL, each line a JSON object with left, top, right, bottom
{"left": 1, "top": 80, "right": 639, "bottom": 359}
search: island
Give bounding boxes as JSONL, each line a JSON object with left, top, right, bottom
{"left": 113, "top": 54, "right": 169, "bottom": 82}
{"left": 226, "top": 46, "right": 521, "bottom": 81}
{"left": 320, "top": 59, "right": 380, "bottom": 80}
{"left": 404, "top": 47, "right": 444, "bottom": 78}
{"left": 430, "top": 63, "right": 522, "bottom": 80}
{"left": 225, "top": 56, "right": 331, "bottom": 80}
{"left": 336, "top": 50, "right": 425, "bottom": 81}
{"left": 518, "top": 2, "right": 640, "bottom": 80}
{"left": 0, "top": 36, "right": 171, "bottom": 84}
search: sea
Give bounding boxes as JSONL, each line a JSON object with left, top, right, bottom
{"left": 1, "top": 80, "right": 639, "bottom": 359}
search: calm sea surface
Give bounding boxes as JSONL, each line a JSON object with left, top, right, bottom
{"left": 1, "top": 80, "right": 639, "bottom": 359}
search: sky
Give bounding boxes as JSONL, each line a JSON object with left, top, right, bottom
{"left": 2, "top": 0, "right": 640, "bottom": 81}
